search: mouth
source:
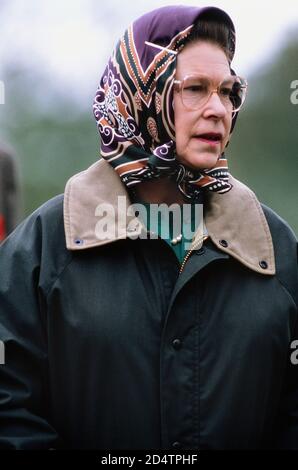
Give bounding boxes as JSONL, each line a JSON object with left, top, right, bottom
{"left": 194, "top": 132, "right": 222, "bottom": 146}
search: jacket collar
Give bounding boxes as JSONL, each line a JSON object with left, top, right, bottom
{"left": 63, "top": 159, "right": 275, "bottom": 276}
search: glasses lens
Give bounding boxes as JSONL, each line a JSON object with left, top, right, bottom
{"left": 182, "top": 76, "right": 209, "bottom": 110}
{"left": 229, "top": 76, "right": 247, "bottom": 112}
{"left": 180, "top": 75, "right": 247, "bottom": 112}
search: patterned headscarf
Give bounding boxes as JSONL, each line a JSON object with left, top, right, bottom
{"left": 93, "top": 5, "right": 238, "bottom": 201}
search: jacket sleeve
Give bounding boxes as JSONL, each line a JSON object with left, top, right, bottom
{"left": 275, "top": 338, "right": 298, "bottom": 450}
{"left": 274, "top": 311, "right": 298, "bottom": 449}
{"left": 0, "top": 211, "right": 61, "bottom": 449}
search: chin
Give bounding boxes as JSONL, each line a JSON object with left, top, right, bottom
{"left": 180, "top": 152, "right": 220, "bottom": 171}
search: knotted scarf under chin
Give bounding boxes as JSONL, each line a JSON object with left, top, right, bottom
{"left": 120, "top": 141, "right": 233, "bottom": 203}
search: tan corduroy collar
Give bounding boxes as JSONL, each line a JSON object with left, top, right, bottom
{"left": 63, "top": 159, "right": 275, "bottom": 276}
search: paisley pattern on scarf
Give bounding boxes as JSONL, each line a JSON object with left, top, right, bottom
{"left": 93, "top": 5, "right": 237, "bottom": 201}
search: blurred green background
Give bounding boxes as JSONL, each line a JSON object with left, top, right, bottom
{"left": 230, "top": 30, "right": 298, "bottom": 235}
{"left": 0, "top": 17, "right": 297, "bottom": 234}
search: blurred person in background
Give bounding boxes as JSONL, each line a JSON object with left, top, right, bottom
{"left": 0, "top": 143, "right": 20, "bottom": 241}
{"left": 0, "top": 4, "right": 297, "bottom": 450}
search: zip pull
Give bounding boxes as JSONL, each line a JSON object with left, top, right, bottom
{"left": 179, "top": 235, "right": 209, "bottom": 274}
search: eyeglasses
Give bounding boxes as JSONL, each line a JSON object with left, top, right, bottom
{"left": 173, "top": 74, "right": 248, "bottom": 113}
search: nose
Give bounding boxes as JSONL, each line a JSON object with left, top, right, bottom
{"left": 202, "top": 91, "right": 227, "bottom": 119}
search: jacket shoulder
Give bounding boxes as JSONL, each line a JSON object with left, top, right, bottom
{"left": 2, "top": 194, "right": 64, "bottom": 244}
{"left": 261, "top": 203, "right": 297, "bottom": 243}
{"left": 31, "top": 193, "right": 64, "bottom": 222}
{"left": 1, "top": 194, "right": 71, "bottom": 296}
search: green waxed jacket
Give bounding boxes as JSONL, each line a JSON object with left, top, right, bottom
{"left": 0, "top": 159, "right": 298, "bottom": 450}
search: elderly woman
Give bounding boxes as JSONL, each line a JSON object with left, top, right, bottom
{"left": 0, "top": 5, "right": 297, "bottom": 450}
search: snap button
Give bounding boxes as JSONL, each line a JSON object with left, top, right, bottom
{"left": 74, "top": 238, "right": 84, "bottom": 246}
{"left": 172, "top": 339, "right": 182, "bottom": 350}
{"left": 196, "top": 247, "right": 205, "bottom": 255}
{"left": 172, "top": 441, "right": 182, "bottom": 449}
{"left": 219, "top": 239, "right": 228, "bottom": 248}
{"left": 259, "top": 260, "right": 268, "bottom": 269}
{"left": 127, "top": 225, "right": 139, "bottom": 233}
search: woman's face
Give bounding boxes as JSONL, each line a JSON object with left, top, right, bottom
{"left": 174, "top": 41, "right": 233, "bottom": 170}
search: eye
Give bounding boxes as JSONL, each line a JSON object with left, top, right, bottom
{"left": 184, "top": 84, "right": 206, "bottom": 93}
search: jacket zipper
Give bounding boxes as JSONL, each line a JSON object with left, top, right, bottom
{"left": 179, "top": 235, "right": 209, "bottom": 274}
